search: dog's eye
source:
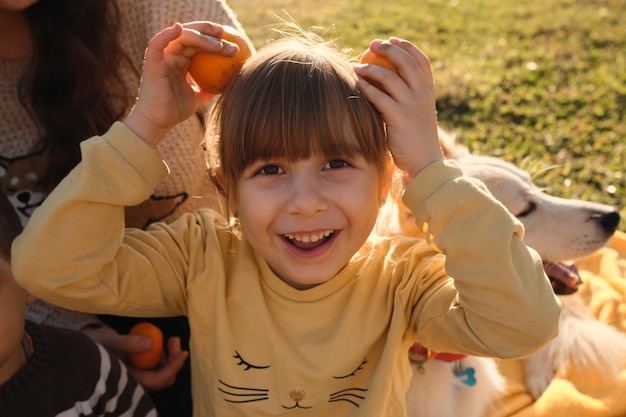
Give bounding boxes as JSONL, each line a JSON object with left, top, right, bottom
{"left": 517, "top": 202, "right": 537, "bottom": 218}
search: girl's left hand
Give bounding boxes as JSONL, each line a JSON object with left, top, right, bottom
{"left": 355, "top": 38, "right": 443, "bottom": 179}
{"left": 125, "top": 21, "right": 238, "bottom": 148}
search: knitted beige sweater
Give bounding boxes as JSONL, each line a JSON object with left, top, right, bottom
{"left": 0, "top": 0, "right": 251, "bottom": 330}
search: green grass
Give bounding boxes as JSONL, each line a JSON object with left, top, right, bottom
{"left": 230, "top": 0, "right": 626, "bottom": 231}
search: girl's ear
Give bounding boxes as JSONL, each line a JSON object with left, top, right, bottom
{"left": 208, "top": 166, "right": 226, "bottom": 196}
{"left": 208, "top": 166, "right": 239, "bottom": 216}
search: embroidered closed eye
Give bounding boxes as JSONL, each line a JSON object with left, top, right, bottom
{"left": 328, "top": 357, "right": 370, "bottom": 407}
{"left": 233, "top": 351, "right": 271, "bottom": 371}
{"left": 333, "top": 358, "right": 368, "bottom": 379}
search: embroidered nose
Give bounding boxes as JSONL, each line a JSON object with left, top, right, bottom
{"left": 289, "top": 389, "right": 306, "bottom": 402}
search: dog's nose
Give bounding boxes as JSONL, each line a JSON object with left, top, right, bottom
{"left": 16, "top": 191, "right": 31, "bottom": 204}
{"left": 594, "top": 211, "right": 621, "bottom": 233}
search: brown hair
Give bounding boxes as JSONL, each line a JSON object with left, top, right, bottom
{"left": 0, "top": 191, "right": 23, "bottom": 260}
{"left": 19, "top": 0, "right": 138, "bottom": 192}
{"left": 206, "top": 31, "right": 388, "bottom": 210}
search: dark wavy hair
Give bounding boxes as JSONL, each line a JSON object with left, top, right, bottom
{"left": 0, "top": 189, "right": 22, "bottom": 260}
{"left": 19, "top": 0, "right": 138, "bottom": 192}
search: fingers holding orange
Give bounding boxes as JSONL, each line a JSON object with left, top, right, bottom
{"left": 188, "top": 25, "right": 252, "bottom": 94}
{"left": 127, "top": 322, "right": 164, "bottom": 370}
{"left": 127, "top": 335, "right": 189, "bottom": 390}
{"left": 359, "top": 45, "right": 399, "bottom": 92}
{"left": 388, "top": 37, "right": 434, "bottom": 89}
{"left": 360, "top": 47, "right": 399, "bottom": 74}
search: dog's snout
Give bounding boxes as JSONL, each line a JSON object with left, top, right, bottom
{"left": 591, "top": 211, "right": 621, "bottom": 234}
{"left": 16, "top": 191, "right": 31, "bottom": 204}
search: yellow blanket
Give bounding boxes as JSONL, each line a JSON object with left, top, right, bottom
{"left": 488, "top": 231, "right": 626, "bottom": 417}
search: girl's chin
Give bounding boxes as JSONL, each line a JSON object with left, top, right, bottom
{"left": 274, "top": 267, "right": 336, "bottom": 290}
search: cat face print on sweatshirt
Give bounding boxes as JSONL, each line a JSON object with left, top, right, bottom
{"left": 216, "top": 350, "right": 371, "bottom": 411}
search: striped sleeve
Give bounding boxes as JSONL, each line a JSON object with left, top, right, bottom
{"left": 56, "top": 343, "right": 157, "bottom": 417}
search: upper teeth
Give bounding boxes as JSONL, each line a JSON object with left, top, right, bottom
{"left": 285, "top": 230, "right": 333, "bottom": 243}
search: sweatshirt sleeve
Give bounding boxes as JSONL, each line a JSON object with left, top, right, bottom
{"left": 403, "top": 160, "right": 561, "bottom": 359}
{"left": 11, "top": 122, "right": 195, "bottom": 317}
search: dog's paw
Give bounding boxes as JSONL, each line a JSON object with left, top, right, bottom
{"left": 524, "top": 373, "right": 554, "bottom": 400}
{"left": 523, "top": 349, "right": 556, "bottom": 400}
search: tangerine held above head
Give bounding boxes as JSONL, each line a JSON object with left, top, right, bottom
{"left": 359, "top": 47, "right": 399, "bottom": 91}
{"left": 188, "top": 25, "right": 252, "bottom": 94}
{"left": 127, "top": 322, "right": 164, "bottom": 370}
{"left": 360, "top": 48, "right": 399, "bottom": 74}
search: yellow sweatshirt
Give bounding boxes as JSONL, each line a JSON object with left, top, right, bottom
{"left": 12, "top": 122, "right": 561, "bottom": 417}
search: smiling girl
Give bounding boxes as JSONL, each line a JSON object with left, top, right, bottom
{"left": 12, "top": 22, "right": 560, "bottom": 417}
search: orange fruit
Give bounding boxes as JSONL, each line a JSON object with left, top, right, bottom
{"left": 360, "top": 48, "right": 399, "bottom": 90}
{"left": 188, "top": 25, "right": 252, "bottom": 94}
{"left": 128, "top": 322, "right": 164, "bottom": 370}
{"left": 360, "top": 48, "right": 399, "bottom": 74}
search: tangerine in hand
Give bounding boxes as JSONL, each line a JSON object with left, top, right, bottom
{"left": 188, "top": 25, "right": 252, "bottom": 94}
{"left": 359, "top": 47, "right": 399, "bottom": 90}
{"left": 360, "top": 48, "right": 399, "bottom": 74}
{"left": 128, "top": 322, "right": 164, "bottom": 370}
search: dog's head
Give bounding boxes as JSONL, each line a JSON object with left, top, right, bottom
{"left": 379, "top": 129, "right": 621, "bottom": 264}
{"left": 455, "top": 153, "right": 621, "bottom": 262}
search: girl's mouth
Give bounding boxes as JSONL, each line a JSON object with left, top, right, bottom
{"left": 284, "top": 229, "right": 334, "bottom": 250}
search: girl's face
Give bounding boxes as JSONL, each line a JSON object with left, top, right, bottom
{"left": 235, "top": 153, "right": 385, "bottom": 290}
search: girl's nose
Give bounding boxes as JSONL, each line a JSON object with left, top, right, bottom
{"left": 285, "top": 174, "right": 328, "bottom": 216}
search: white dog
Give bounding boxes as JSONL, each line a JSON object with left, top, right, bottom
{"left": 379, "top": 128, "right": 625, "bottom": 416}
{"left": 405, "top": 345, "right": 505, "bottom": 417}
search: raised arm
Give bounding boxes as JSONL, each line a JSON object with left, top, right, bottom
{"left": 358, "top": 38, "right": 560, "bottom": 357}
{"left": 11, "top": 22, "right": 236, "bottom": 315}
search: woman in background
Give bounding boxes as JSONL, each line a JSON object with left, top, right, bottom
{"left": 0, "top": 1, "right": 253, "bottom": 415}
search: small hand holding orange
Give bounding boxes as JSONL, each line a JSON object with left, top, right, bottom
{"left": 124, "top": 21, "right": 239, "bottom": 148}
{"left": 128, "top": 322, "right": 164, "bottom": 370}
{"left": 128, "top": 335, "right": 189, "bottom": 390}
{"left": 83, "top": 321, "right": 187, "bottom": 390}
{"left": 359, "top": 47, "right": 399, "bottom": 90}
{"left": 355, "top": 38, "right": 442, "bottom": 179}
{"left": 188, "top": 25, "right": 252, "bottom": 94}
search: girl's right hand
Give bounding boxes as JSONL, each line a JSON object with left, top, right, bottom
{"left": 124, "top": 21, "right": 238, "bottom": 148}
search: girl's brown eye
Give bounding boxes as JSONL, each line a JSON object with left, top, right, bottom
{"left": 327, "top": 159, "right": 350, "bottom": 170}
{"left": 258, "top": 164, "right": 281, "bottom": 175}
